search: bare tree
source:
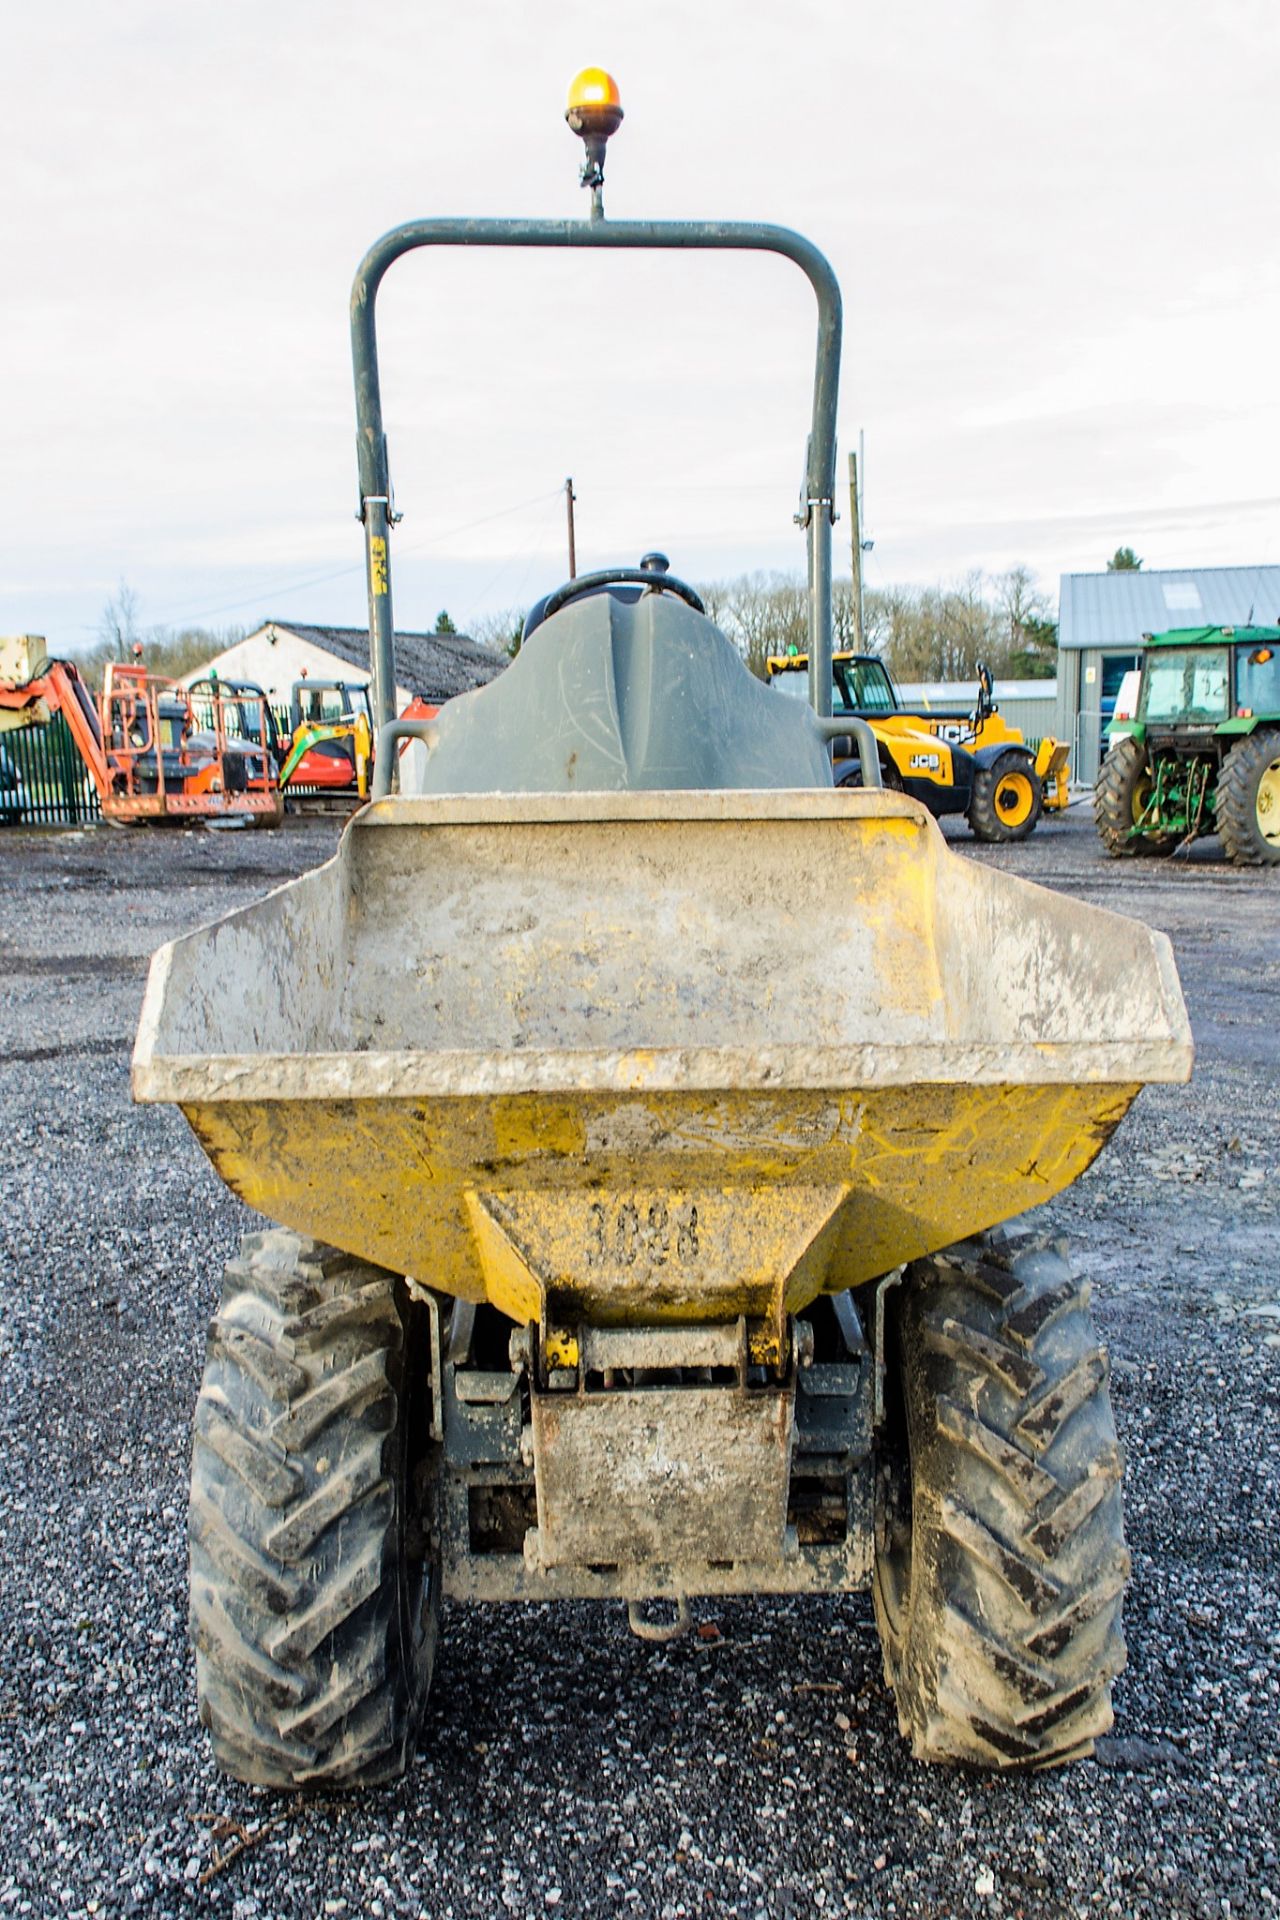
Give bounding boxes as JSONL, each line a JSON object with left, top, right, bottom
{"left": 694, "top": 573, "right": 808, "bottom": 677}
{"left": 994, "top": 565, "right": 1057, "bottom": 678}
{"left": 97, "top": 580, "right": 142, "bottom": 654}
{"left": 81, "top": 585, "right": 248, "bottom": 690}
{"left": 470, "top": 607, "right": 527, "bottom": 658}
{"left": 860, "top": 576, "right": 1001, "bottom": 683}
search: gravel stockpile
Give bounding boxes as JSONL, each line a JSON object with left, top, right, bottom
{"left": 0, "top": 808, "right": 1276, "bottom": 1919}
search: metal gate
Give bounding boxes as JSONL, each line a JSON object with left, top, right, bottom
{"left": 0, "top": 717, "right": 100, "bottom": 826}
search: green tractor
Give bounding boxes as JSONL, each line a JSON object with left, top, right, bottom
{"left": 1095, "top": 625, "right": 1280, "bottom": 867}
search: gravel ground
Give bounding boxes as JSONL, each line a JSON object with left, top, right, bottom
{"left": 0, "top": 803, "right": 1276, "bottom": 1920}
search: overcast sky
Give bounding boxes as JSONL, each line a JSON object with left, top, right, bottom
{"left": 4, "top": 0, "right": 1279, "bottom": 654}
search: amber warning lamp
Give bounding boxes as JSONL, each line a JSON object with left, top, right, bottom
{"left": 566, "top": 67, "right": 623, "bottom": 216}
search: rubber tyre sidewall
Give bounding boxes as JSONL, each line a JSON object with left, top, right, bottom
{"left": 968, "top": 751, "right": 1043, "bottom": 842}
{"left": 1217, "top": 728, "right": 1280, "bottom": 867}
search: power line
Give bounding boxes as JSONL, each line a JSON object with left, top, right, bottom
{"left": 148, "top": 487, "right": 565, "bottom": 628}
{"left": 460, "top": 490, "right": 565, "bottom": 622}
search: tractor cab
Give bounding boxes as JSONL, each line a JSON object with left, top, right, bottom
{"left": 1137, "top": 638, "right": 1232, "bottom": 732}
{"left": 1096, "top": 625, "right": 1280, "bottom": 864}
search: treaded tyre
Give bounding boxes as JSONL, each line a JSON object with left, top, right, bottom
{"left": 873, "top": 1226, "right": 1129, "bottom": 1769}
{"left": 188, "top": 1228, "right": 439, "bottom": 1787}
{"left": 967, "top": 750, "right": 1042, "bottom": 843}
{"left": 1094, "top": 735, "right": 1176, "bottom": 857}
{"left": 1216, "top": 727, "right": 1280, "bottom": 867}
{"left": 838, "top": 756, "right": 903, "bottom": 792}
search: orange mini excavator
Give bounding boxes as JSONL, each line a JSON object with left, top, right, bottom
{"left": 0, "top": 637, "right": 283, "bottom": 826}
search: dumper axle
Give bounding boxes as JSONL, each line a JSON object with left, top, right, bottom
{"left": 433, "top": 1304, "right": 873, "bottom": 1605}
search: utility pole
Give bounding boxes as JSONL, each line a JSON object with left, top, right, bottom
{"left": 565, "top": 477, "right": 577, "bottom": 579}
{"left": 848, "top": 449, "right": 864, "bottom": 652}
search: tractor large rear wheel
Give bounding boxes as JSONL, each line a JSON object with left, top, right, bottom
{"left": 188, "top": 1229, "right": 439, "bottom": 1787}
{"left": 1094, "top": 736, "right": 1176, "bottom": 857}
{"left": 967, "top": 751, "right": 1042, "bottom": 843}
{"left": 1216, "top": 728, "right": 1280, "bottom": 867}
{"left": 873, "top": 1228, "right": 1129, "bottom": 1769}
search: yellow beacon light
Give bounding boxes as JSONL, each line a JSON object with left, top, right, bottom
{"left": 566, "top": 67, "right": 623, "bottom": 125}
{"left": 565, "top": 68, "right": 623, "bottom": 213}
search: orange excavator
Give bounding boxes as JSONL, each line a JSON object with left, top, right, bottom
{"left": 0, "top": 637, "right": 283, "bottom": 826}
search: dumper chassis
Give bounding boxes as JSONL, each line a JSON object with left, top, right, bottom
{"left": 142, "top": 73, "right": 1191, "bottom": 1788}
{"left": 189, "top": 1216, "right": 1128, "bottom": 1782}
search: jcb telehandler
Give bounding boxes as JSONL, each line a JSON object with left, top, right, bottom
{"left": 134, "top": 71, "right": 1191, "bottom": 1786}
{"left": 767, "top": 648, "right": 1070, "bottom": 842}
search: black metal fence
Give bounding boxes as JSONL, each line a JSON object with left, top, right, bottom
{"left": 1, "top": 717, "right": 100, "bottom": 827}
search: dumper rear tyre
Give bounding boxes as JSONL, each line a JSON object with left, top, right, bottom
{"left": 1094, "top": 736, "right": 1176, "bottom": 857}
{"left": 1216, "top": 728, "right": 1280, "bottom": 867}
{"left": 967, "top": 752, "right": 1042, "bottom": 842}
{"left": 873, "top": 1229, "right": 1129, "bottom": 1769}
{"left": 188, "top": 1229, "right": 439, "bottom": 1788}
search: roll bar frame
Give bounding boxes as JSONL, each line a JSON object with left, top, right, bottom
{"left": 350, "top": 213, "right": 843, "bottom": 736}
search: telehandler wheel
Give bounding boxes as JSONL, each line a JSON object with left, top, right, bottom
{"left": 873, "top": 1229, "right": 1129, "bottom": 1770}
{"left": 838, "top": 756, "right": 903, "bottom": 792}
{"left": 967, "top": 751, "right": 1042, "bottom": 843}
{"left": 1093, "top": 736, "right": 1176, "bottom": 857}
{"left": 1216, "top": 727, "right": 1280, "bottom": 867}
{"left": 188, "top": 1229, "right": 439, "bottom": 1788}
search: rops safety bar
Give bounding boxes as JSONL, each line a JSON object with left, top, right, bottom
{"left": 351, "top": 215, "right": 843, "bottom": 737}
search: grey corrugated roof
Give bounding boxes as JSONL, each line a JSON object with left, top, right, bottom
{"left": 1059, "top": 565, "right": 1280, "bottom": 651}
{"left": 266, "top": 622, "right": 506, "bottom": 701}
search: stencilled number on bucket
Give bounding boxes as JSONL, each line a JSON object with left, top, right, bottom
{"left": 586, "top": 1200, "right": 700, "bottom": 1267}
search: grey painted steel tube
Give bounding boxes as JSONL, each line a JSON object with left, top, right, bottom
{"left": 362, "top": 495, "right": 393, "bottom": 732}
{"left": 814, "top": 714, "right": 883, "bottom": 788}
{"left": 808, "top": 514, "right": 833, "bottom": 719}
{"left": 350, "top": 216, "right": 843, "bottom": 739}
{"left": 372, "top": 719, "right": 437, "bottom": 800}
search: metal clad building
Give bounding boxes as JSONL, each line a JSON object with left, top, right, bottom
{"left": 896, "top": 680, "right": 1058, "bottom": 745}
{"left": 1057, "top": 565, "right": 1280, "bottom": 783}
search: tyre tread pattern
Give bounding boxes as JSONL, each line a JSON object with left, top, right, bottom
{"left": 966, "top": 751, "right": 1043, "bottom": 843}
{"left": 1216, "top": 727, "right": 1280, "bottom": 867}
{"left": 189, "top": 1228, "right": 433, "bottom": 1788}
{"left": 874, "top": 1229, "right": 1129, "bottom": 1770}
{"left": 1094, "top": 735, "right": 1177, "bottom": 858}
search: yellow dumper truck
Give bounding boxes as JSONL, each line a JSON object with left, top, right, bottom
{"left": 133, "top": 73, "right": 1190, "bottom": 1786}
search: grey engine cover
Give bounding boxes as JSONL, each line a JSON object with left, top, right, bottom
{"left": 406, "top": 590, "right": 833, "bottom": 794}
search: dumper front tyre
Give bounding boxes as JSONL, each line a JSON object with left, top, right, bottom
{"left": 188, "top": 1229, "right": 439, "bottom": 1788}
{"left": 967, "top": 752, "right": 1042, "bottom": 843}
{"left": 1094, "top": 736, "right": 1176, "bottom": 857}
{"left": 1216, "top": 728, "right": 1280, "bottom": 867}
{"left": 872, "top": 1230, "right": 1129, "bottom": 1769}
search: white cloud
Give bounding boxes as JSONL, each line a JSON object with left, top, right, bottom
{"left": 2, "top": 0, "right": 1278, "bottom": 650}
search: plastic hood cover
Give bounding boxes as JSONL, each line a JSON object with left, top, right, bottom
{"left": 403, "top": 591, "right": 834, "bottom": 794}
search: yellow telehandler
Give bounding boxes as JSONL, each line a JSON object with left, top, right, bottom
{"left": 767, "top": 649, "right": 1070, "bottom": 841}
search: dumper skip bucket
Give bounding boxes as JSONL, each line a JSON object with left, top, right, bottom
{"left": 133, "top": 789, "right": 1191, "bottom": 1357}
